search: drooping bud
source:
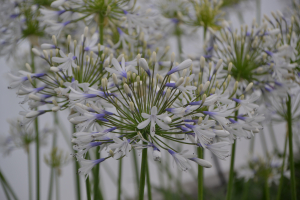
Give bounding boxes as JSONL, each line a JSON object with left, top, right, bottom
{"left": 139, "top": 58, "right": 151, "bottom": 76}
{"left": 29, "top": 94, "right": 41, "bottom": 101}
{"left": 43, "top": 50, "right": 49, "bottom": 60}
{"left": 245, "top": 82, "right": 253, "bottom": 92}
{"left": 215, "top": 59, "right": 223, "bottom": 71}
{"left": 27, "top": 74, "right": 33, "bottom": 85}
{"left": 202, "top": 94, "right": 206, "bottom": 104}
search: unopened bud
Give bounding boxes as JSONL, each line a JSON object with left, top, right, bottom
{"left": 197, "top": 117, "right": 203, "bottom": 125}
{"left": 203, "top": 81, "right": 210, "bottom": 92}
{"left": 171, "top": 52, "right": 175, "bottom": 63}
{"left": 166, "top": 88, "right": 171, "bottom": 99}
{"left": 129, "top": 102, "right": 134, "bottom": 112}
{"left": 27, "top": 74, "right": 33, "bottom": 84}
{"left": 175, "top": 77, "right": 184, "bottom": 87}
{"left": 228, "top": 62, "right": 232, "bottom": 72}
{"left": 200, "top": 56, "right": 205, "bottom": 68}
{"left": 215, "top": 59, "right": 222, "bottom": 71}
{"left": 25, "top": 63, "right": 32, "bottom": 72}
{"left": 52, "top": 35, "right": 57, "bottom": 46}
{"left": 245, "top": 82, "right": 253, "bottom": 92}
{"left": 124, "top": 83, "right": 130, "bottom": 95}
{"left": 43, "top": 50, "right": 48, "bottom": 60}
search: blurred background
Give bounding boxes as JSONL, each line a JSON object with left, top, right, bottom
{"left": 0, "top": 0, "right": 299, "bottom": 199}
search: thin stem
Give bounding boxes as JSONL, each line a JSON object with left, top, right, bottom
{"left": 27, "top": 148, "right": 32, "bottom": 200}
{"left": 276, "top": 134, "right": 288, "bottom": 200}
{"left": 146, "top": 160, "right": 152, "bottom": 200}
{"left": 287, "top": 95, "right": 297, "bottom": 200}
{"left": 241, "top": 179, "right": 250, "bottom": 200}
{"left": 176, "top": 24, "right": 182, "bottom": 61}
{"left": 260, "top": 129, "right": 269, "bottom": 156}
{"left": 117, "top": 158, "right": 123, "bottom": 200}
{"left": 0, "top": 179, "right": 11, "bottom": 200}
{"left": 72, "top": 125, "right": 81, "bottom": 200}
{"left": 132, "top": 149, "right": 140, "bottom": 197}
{"left": 138, "top": 146, "right": 148, "bottom": 200}
{"left": 48, "top": 113, "right": 58, "bottom": 200}
{"left": 225, "top": 108, "right": 238, "bottom": 200}
{"left": 31, "top": 44, "right": 40, "bottom": 200}
{"left": 85, "top": 177, "right": 91, "bottom": 200}
{"left": 0, "top": 168, "right": 18, "bottom": 200}
{"left": 268, "top": 122, "right": 279, "bottom": 153}
{"left": 198, "top": 147, "right": 204, "bottom": 200}
{"left": 55, "top": 170, "right": 59, "bottom": 200}
{"left": 264, "top": 177, "right": 270, "bottom": 200}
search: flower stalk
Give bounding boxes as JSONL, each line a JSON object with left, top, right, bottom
{"left": 138, "top": 143, "right": 148, "bottom": 200}
{"left": 287, "top": 95, "right": 297, "bottom": 200}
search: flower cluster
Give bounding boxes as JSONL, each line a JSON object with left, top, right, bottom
{"left": 6, "top": 30, "right": 265, "bottom": 177}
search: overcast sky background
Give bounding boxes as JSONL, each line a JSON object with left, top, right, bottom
{"left": 0, "top": 0, "right": 289, "bottom": 199}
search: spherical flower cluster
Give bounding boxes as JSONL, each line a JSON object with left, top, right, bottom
{"left": 6, "top": 31, "right": 264, "bottom": 177}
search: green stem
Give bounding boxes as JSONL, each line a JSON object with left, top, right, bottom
{"left": 287, "top": 95, "right": 297, "bottom": 200}
{"left": 268, "top": 122, "right": 279, "bottom": 153}
{"left": 93, "top": 149, "right": 101, "bottom": 200}
{"left": 0, "top": 179, "right": 11, "bottom": 200}
{"left": 85, "top": 177, "right": 91, "bottom": 200}
{"left": 31, "top": 44, "right": 40, "bottom": 200}
{"left": 48, "top": 113, "right": 58, "bottom": 200}
{"left": 176, "top": 24, "right": 182, "bottom": 61}
{"left": 27, "top": 148, "right": 32, "bottom": 200}
{"left": 117, "top": 159, "right": 123, "bottom": 200}
{"left": 0, "top": 168, "right": 18, "bottom": 200}
{"left": 132, "top": 149, "right": 140, "bottom": 197}
{"left": 72, "top": 125, "right": 81, "bottom": 200}
{"left": 55, "top": 170, "right": 59, "bottom": 200}
{"left": 226, "top": 108, "right": 238, "bottom": 200}
{"left": 264, "top": 177, "right": 270, "bottom": 200}
{"left": 198, "top": 147, "right": 204, "bottom": 200}
{"left": 146, "top": 160, "right": 152, "bottom": 200}
{"left": 225, "top": 141, "right": 236, "bottom": 200}
{"left": 138, "top": 146, "right": 148, "bottom": 200}
{"left": 241, "top": 179, "right": 250, "bottom": 200}
{"left": 276, "top": 134, "right": 288, "bottom": 200}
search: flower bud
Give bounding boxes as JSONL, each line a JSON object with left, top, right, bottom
{"left": 27, "top": 74, "right": 33, "bottom": 85}
{"left": 166, "top": 88, "right": 171, "bottom": 99}
{"left": 200, "top": 56, "right": 205, "bottom": 68}
{"left": 215, "top": 59, "right": 222, "bottom": 71}
{"left": 52, "top": 35, "right": 57, "bottom": 46}
{"left": 245, "top": 82, "right": 253, "bottom": 92}
{"left": 50, "top": 66, "right": 60, "bottom": 72}
{"left": 52, "top": 106, "right": 60, "bottom": 112}
{"left": 164, "top": 116, "right": 172, "bottom": 124}
{"left": 129, "top": 102, "right": 135, "bottom": 112}
{"left": 175, "top": 77, "right": 184, "bottom": 87}
{"left": 124, "top": 83, "right": 131, "bottom": 95}
{"left": 197, "top": 117, "right": 203, "bottom": 125}
{"left": 171, "top": 52, "right": 175, "bottom": 63}
{"left": 43, "top": 50, "right": 49, "bottom": 60}
{"left": 203, "top": 81, "right": 210, "bottom": 92}
{"left": 25, "top": 63, "right": 32, "bottom": 72}
{"left": 152, "top": 51, "right": 156, "bottom": 63}
{"left": 202, "top": 94, "right": 206, "bottom": 104}
{"left": 29, "top": 94, "right": 41, "bottom": 101}
{"left": 228, "top": 62, "right": 232, "bottom": 72}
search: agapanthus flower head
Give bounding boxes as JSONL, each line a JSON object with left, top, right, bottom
{"left": 7, "top": 31, "right": 262, "bottom": 176}
{"left": 44, "top": 147, "right": 70, "bottom": 176}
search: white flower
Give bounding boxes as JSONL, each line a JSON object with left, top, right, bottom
{"left": 78, "top": 157, "right": 106, "bottom": 179}
{"left": 52, "top": 50, "right": 77, "bottom": 70}
{"left": 167, "top": 149, "right": 191, "bottom": 171}
{"left": 179, "top": 150, "right": 212, "bottom": 168}
{"left": 137, "top": 106, "right": 170, "bottom": 137}
{"left": 205, "top": 142, "right": 230, "bottom": 160}
{"left": 232, "top": 93, "right": 259, "bottom": 117}
{"left": 105, "top": 57, "right": 136, "bottom": 79}
{"left": 109, "top": 137, "right": 132, "bottom": 160}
